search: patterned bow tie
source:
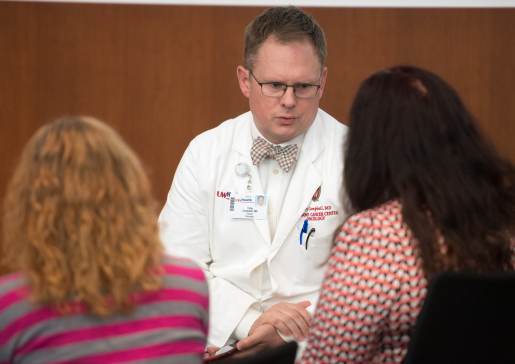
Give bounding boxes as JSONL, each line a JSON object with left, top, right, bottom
{"left": 250, "top": 136, "right": 298, "bottom": 172}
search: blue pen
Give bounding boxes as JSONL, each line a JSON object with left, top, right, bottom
{"left": 300, "top": 219, "right": 308, "bottom": 245}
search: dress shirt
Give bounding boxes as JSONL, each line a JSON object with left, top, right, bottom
{"left": 231, "top": 119, "right": 304, "bottom": 340}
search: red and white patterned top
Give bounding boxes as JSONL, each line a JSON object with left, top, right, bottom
{"left": 301, "top": 199, "right": 427, "bottom": 364}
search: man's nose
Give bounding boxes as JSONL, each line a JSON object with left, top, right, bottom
{"left": 281, "top": 86, "right": 296, "bottom": 108}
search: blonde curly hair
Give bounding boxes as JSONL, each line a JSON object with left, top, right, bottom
{"left": 3, "top": 116, "right": 163, "bottom": 316}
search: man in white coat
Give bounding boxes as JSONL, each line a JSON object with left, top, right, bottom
{"left": 159, "top": 6, "right": 348, "bottom": 356}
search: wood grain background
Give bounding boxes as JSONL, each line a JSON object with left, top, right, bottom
{"left": 1, "top": 2, "right": 514, "bottom": 274}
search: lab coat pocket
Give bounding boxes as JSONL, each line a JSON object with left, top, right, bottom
{"left": 293, "top": 229, "right": 334, "bottom": 287}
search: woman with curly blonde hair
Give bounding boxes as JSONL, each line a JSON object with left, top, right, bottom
{"left": 0, "top": 117, "right": 208, "bottom": 363}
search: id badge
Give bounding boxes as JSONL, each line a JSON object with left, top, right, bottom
{"left": 228, "top": 194, "right": 268, "bottom": 220}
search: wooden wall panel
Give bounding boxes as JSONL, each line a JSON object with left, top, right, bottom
{"left": 1, "top": 2, "right": 514, "bottom": 275}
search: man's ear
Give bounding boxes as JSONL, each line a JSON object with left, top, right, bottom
{"left": 317, "top": 67, "right": 328, "bottom": 99}
{"left": 237, "top": 66, "right": 251, "bottom": 98}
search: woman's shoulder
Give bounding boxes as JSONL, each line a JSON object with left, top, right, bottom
{"left": 0, "top": 272, "right": 26, "bottom": 295}
{"left": 158, "top": 255, "right": 209, "bottom": 309}
{"left": 344, "top": 199, "right": 404, "bottom": 231}
{"left": 160, "top": 255, "right": 207, "bottom": 282}
{"left": 337, "top": 199, "right": 414, "bottom": 255}
{"left": 358, "top": 199, "right": 402, "bottom": 217}
{"left": 0, "top": 272, "right": 30, "bottom": 317}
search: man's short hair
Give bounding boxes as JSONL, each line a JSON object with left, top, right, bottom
{"left": 243, "top": 6, "right": 327, "bottom": 72}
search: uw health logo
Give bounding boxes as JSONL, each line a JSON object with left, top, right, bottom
{"left": 217, "top": 191, "right": 231, "bottom": 199}
{"left": 312, "top": 186, "right": 321, "bottom": 202}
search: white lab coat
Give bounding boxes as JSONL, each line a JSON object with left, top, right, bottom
{"left": 159, "top": 109, "right": 348, "bottom": 347}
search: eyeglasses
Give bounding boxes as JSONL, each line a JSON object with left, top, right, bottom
{"left": 249, "top": 70, "right": 321, "bottom": 99}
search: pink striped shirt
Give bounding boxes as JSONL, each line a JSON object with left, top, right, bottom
{"left": 0, "top": 255, "right": 208, "bottom": 364}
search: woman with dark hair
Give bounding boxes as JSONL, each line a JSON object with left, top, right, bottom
{"left": 301, "top": 66, "right": 515, "bottom": 363}
{"left": 0, "top": 117, "right": 209, "bottom": 363}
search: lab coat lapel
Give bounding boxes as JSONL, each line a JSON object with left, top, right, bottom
{"left": 232, "top": 113, "right": 272, "bottom": 246}
{"left": 271, "top": 114, "right": 323, "bottom": 252}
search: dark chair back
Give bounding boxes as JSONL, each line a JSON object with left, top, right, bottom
{"left": 403, "top": 271, "right": 515, "bottom": 364}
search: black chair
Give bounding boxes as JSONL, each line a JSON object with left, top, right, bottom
{"left": 218, "top": 341, "right": 297, "bottom": 364}
{"left": 403, "top": 271, "right": 515, "bottom": 364}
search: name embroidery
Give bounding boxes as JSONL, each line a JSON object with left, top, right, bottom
{"left": 301, "top": 205, "right": 339, "bottom": 221}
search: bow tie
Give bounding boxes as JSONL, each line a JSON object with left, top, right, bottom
{"left": 250, "top": 136, "right": 298, "bottom": 172}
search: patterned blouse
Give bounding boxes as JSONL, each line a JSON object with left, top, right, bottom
{"left": 301, "top": 199, "right": 427, "bottom": 364}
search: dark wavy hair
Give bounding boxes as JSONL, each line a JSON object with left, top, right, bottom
{"left": 344, "top": 66, "right": 515, "bottom": 277}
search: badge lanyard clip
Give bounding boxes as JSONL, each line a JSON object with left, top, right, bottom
{"left": 235, "top": 162, "right": 252, "bottom": 194}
